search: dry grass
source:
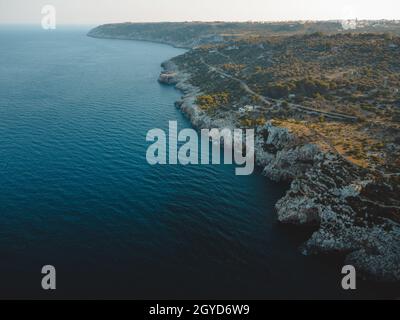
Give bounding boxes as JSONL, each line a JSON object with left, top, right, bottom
{"left": 271, "top": 118, "right": 390, "bottom": 169}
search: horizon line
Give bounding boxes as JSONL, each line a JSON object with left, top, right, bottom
{"left": 1, "top": 18, "right": 400, "bottom": 26}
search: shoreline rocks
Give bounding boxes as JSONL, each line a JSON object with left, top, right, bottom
{"left": 158, "top": 71, "right": 179, "bottom": 85}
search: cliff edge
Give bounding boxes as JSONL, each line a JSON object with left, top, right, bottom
{"left": 161, "top": 60, "right": 400, "bottom": 282}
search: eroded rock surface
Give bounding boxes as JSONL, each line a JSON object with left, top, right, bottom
{"left": 162, "top": 59, "right": 400, "bottom": 282}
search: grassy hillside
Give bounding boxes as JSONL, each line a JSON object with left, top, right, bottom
{"left": 172, "top": 32, "right": 400, "bottom": 173}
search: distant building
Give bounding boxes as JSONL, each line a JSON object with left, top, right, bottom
{"left": 239, "top": 105, "right": 256, "bottom": 114}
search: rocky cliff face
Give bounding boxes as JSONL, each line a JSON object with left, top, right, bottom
{"left": 158, "top": 72, "right": 179, "bottom": 85}
{"left": 258, "top": 123, "right": 400, "bottom": 282}
{"left": 87, "top": 26, "right": 191, "bottom": 48}
{"left": 161, "top": 60, "right": 400, "bottom": 282}
{"left": 87, "top": 24, "right": 225, "bottom": 49}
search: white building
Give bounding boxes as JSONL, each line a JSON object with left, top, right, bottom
{"left": 239, "top": 105, "right": 256, "bottom": 114}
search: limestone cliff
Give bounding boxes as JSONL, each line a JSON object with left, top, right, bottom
{"left": 259, "top": 123, "right": 400, "bottom": 282}
{"left": 161, "top": 60, "right": 400, "bottom": 282}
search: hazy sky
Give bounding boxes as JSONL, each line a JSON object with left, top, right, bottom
{"left": 0, "top": 0, "right": 399, "bottom": 25}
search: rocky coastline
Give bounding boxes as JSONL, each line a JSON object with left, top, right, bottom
{"left": 87, "top": 27, "right": 400, "bottom": 283}
{"left": 159, "top": 60, "right": 400, "bottom": 283}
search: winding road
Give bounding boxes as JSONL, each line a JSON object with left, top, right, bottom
{"left": 201, "top": 53, "right": 358, "bottom": 122}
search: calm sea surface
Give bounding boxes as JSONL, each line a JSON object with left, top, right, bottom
{"left": 0, "top": 26, "right": 395, "bottom": 299}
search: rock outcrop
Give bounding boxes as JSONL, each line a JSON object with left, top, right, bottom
{"left": 258, "top": 123, "right": 400, "bottom": 282}
{"left": 158, "top": 72, "right": 179, "bottom": 85}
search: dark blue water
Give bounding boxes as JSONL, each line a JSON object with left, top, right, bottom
{"left": 0, "top": 26, "right": 394, "bottom": 299}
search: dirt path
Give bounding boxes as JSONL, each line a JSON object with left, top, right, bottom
{"left": 201, "top": 53, "right": 358, "bottom": 122}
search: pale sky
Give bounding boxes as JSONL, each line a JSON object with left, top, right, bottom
{"left": 0, "top": 0, "right": 399, "bottom": 25}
